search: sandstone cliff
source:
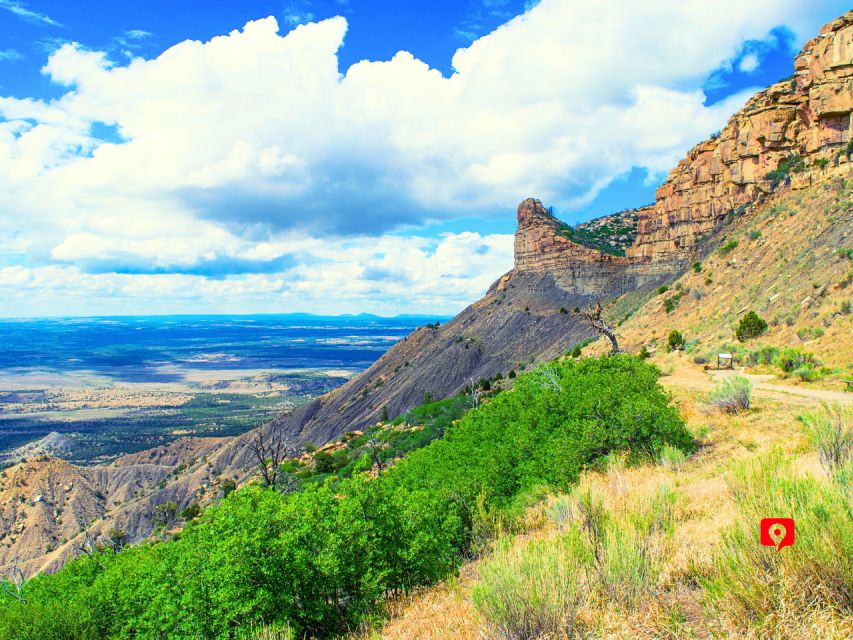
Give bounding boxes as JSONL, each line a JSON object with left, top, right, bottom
{"left": 512, "top": 198, "right": 677, "bottom": 296}
{"left": 627, "top": 11, "right": 853, "bottom": 259}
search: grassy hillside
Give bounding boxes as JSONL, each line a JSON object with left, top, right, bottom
{"left": 604, "top": 174, "right": 853, "bottom": 380}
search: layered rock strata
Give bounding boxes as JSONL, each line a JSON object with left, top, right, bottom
{"left": 627, "top": 11, "right": 853, "bottom": 259}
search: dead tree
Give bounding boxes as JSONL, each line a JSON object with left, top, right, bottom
{"left": 246, "top": 422, "right": 296, "bottom": 490}
{"left": 367, "top": 437, "right": 385, "bottom": 476}
{"left": 106, "top": 528, "right": 129, "bottom": 553}
{"left": 538, "top": 365, "right": 562, "bottom": 392}
{"left": 582, "top": 301, "right": 620, "bottom": 354}
{"left": 468, "top": 377, "right": 481, "bottom": 410}
{"left": 78, "top": 531, "right": 97, "bottom": 557}
{"left": 1, "top": 558, "right": 26, "bottom": 605}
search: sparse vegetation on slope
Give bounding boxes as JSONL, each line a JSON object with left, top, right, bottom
{"left": 552, "top": 208, "right": 641, "bottom": 256}
{"left": 599, "top": 176, "right": 853, "bottom": 386}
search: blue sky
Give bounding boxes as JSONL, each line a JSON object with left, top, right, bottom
{"left": 0, "top": 0, "right": 847, "bottom": 316}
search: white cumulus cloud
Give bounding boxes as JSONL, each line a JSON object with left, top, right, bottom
{"left": 0, "top": 0, "right": 846, "bottom": 315}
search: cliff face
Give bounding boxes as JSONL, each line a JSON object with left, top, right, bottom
{"left": 513, "top": 198, "right": 679, "bottom": 296}
{"left": 628, "top": 11, "right": 853, "bottom": 259}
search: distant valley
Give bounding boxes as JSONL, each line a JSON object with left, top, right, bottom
{"left": 0, "top": 315, "right": 441, "bottom": 465}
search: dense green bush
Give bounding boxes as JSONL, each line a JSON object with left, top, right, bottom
{"left": 735, "top": 311, "right": 768, "bottom": 342}
{"left": 717, "top": 239, "right": 738, "bottom": 256}
{"left": 0, "top": 356, "right": 693, "bottom": 639}
{"left": 667, "top": 330, "right": 685, "bottom": 352}
{"left": 391, "top": 356, "right": 693, "bottom": 509}
{"left": 774, "top": 347, "right": 816, "bottom": 374}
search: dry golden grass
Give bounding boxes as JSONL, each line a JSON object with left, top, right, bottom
{"left": 363, "top": 363, "right": 851, "bottom": 639}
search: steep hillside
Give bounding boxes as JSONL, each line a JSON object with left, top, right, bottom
{"left": 602, "top": 172, "right": 853, "bottom": 376}
{"left": 0, "top": 432, "right": 74, "bottom": 466}
{"left": 0, "top": 436, "right": 240, "bottom": 577}
{"left": 270, "top": 197, "right": 678, "bottom": 447}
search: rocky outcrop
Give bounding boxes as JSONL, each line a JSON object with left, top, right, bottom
{"left": 513, "top": 198, "right": 678, "bottom": 296}
{"left": 627, "top": 11, "right": 853, "bottom": 259}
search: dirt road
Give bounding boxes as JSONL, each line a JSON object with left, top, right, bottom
{"left": 659, "top": 356, "right": 852, "bottom": 405}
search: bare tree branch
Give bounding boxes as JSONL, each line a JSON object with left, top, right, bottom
{"left": 468, "top": 377, "right": 481, "bottom": 409}
{"left": 1, "top": 558, "right": 26, "bottom": 605}
{"left": 537, "top": 365, "right": 562, "bottom": 392}
{"left": 367, "top": 437, "right": 385, "bottom": 476}
{"left": 582, "top": 301, "right": 620, "bottom": 354}
{"left": 246, "top": 423, "right": 297, "bottom": 491}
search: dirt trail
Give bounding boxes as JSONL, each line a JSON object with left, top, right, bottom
{"left": 660, "top": 357, "right": 852, "bottom": 405}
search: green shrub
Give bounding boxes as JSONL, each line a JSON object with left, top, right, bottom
{"left": 764, "top": 154, "right": 805, "bottom": 186}
{"left": 663, "top": 298, "right": 675, "bottom": 314}
{"left": 709, "top": 375, "right": 752, "bottom": 414}
{"left": 814, "top": 157, "right": 829, "bottom": 169}
{"left": 180, "top": 502, "right": 201, "bottom": 521}
{"left": 717, "top": 240, "right": 738, "bottom": 256}
{"left": 667, "top": 330, "right": 684, "bottom": 352}
{"left": 692, "top": 261, "right": 702, "bottom": 273}
{"left": 559, "top": 306, "right": 568, "bottom": 314}
{"left": 659, "top": 444, "right": 687, "bottom": 469}
{"left": 747, "top": 345, "right": 779, "bottom": 366}
{"left": 219, "top": 479, "right": 237, "bottom": 497}
{"left": 796, "top": 326, "right": 824, "bottom": 341}
{"left": 735, "top": 311, "right": 768, "bottom": 342}
{"left": 748, "top": 230, "right": 761, "bottom": 241}
{"left": 473, "top": 537, "right": 585, "bottom": 640}
{"left": 638, "top": 345, "right": 650, "bottom": 359}
{"left": 312, "top": 451, "right": 336, "bottom": 473}
{"left": 774, "top": 347, "right": 816, "bottom": 374}
{"left": 792, "top": 363, "right": 819, "bottom": 382}
{"left": 570, "top": 346, "right": 582, "bottom": 358}
{"left": 657, "top": 285, "right": 669, "bottom": 295}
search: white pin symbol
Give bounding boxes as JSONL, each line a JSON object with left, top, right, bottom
{"left": 769, "top": 523, "right": 787, "bottom": 548}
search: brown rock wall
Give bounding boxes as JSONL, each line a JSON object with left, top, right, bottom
{"left": 627, "top": 11, "right": 853, "bottom": 259}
